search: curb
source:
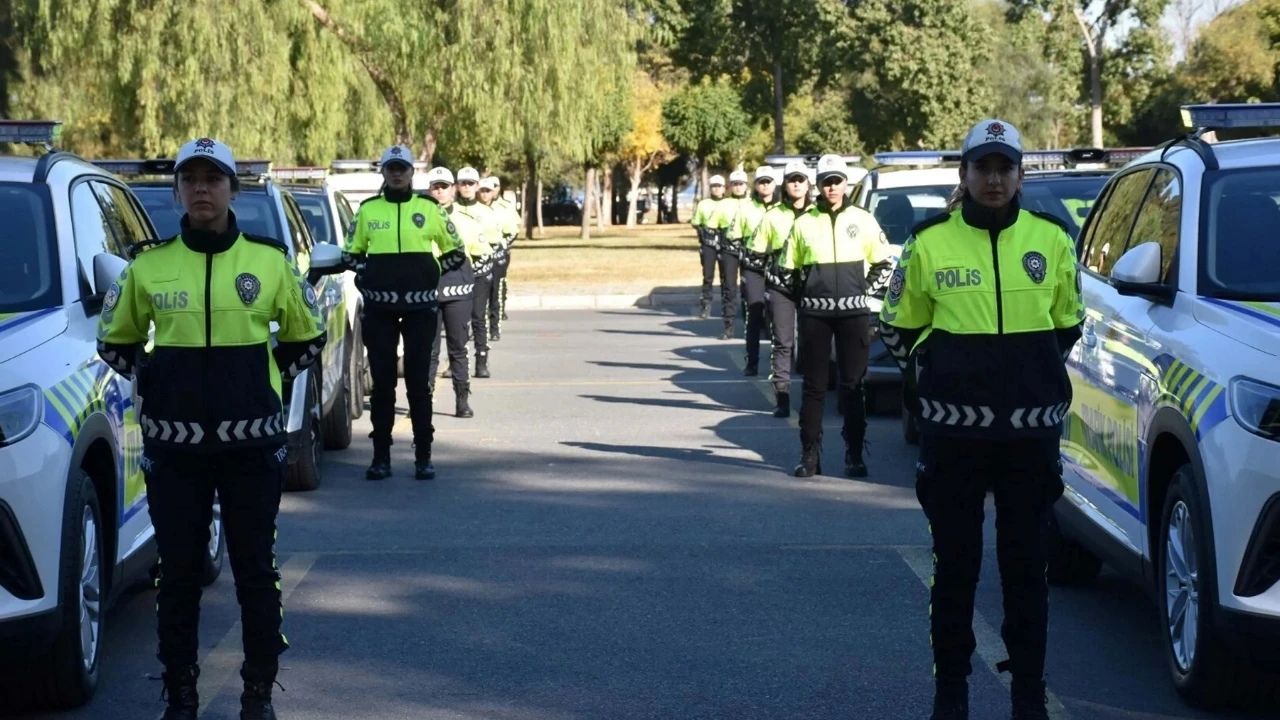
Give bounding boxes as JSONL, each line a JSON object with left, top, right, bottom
{"left": 506, "top": 292, "right": 701, "bottom": 310}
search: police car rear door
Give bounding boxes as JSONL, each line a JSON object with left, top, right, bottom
{"left": 1067, "top": 167, "right": 1161, "bottom": 557}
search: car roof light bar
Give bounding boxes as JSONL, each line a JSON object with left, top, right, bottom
{"left": 0, "top": 120, "right": 63, "bottom": 147}
{"left": 92, "top": 158, "right": 272, "bottom": 177}
{"left": 331, "top": 159, "right": 429, "bottom": 172}
{"left": 271, "top": 167, "right": 328, "bottom": 181}
{"left": 763, "top": 154, "right": 862, "bottom": 166}
{"left": 1181, "top": 103, "right": 1280, "bottom": 130}
{"left": 872, "top": 151, "right": 963, "bottom": 166}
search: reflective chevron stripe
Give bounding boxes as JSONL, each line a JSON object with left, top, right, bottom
{"left": 140, "top": 416, "right": 206, "bottom": 444}
{"left": 284, "top": 341, "right": 325, "bottom": 379}
{"left": 140, "top": 412, "right": 284, "bottom": 444}
{"left": 216, "top": 413, "right": 285, "bottom": 442}
{"left": 919, "top": 399, "right": 996, "bottom": 428}
{"left": 799, "top": 295, "right": 869, "bottom": 311}
{"left": 440, "top": 284, "right": 474, "bottom": 298}
{"left": 1010, "top": 403, "right": 1069, "bottom": 429}
{"left": 363, "top": 290, "right": 399, "bottom": 303}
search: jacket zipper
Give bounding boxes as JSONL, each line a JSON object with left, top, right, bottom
{"left": 203, "top": 253, "right": 213, "bottom": 436}
{"left": 830, "top": 207, "right": 839, "bottom": 303}
{"left": 397, "top": 203, "right": 403, "bottom": 254}
{"left": 989, "top": 229, "right": 1004, "bottom": 334}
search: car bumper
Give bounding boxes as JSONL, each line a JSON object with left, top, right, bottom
{"left": 0, "top": 425, "right": 72, "bottom": 626}
{"left": 1201, "top": 421, "right": 1280, "bottom": 621}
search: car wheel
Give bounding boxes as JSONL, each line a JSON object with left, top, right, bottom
{"left": 285, "top": 370, "right": 323, "bottom": 492}
{"left": 7, "top": 471, "right": 104, "bottom": 710}
{"left": 200, "top": 495, "right": 225, "bottom": 586}
{"left": 1046, "top": 510, "right": 1102, "bottom": 586}
{"left": 1160, "top": 465, "right": 1279, "bottom": 710}
{"left": 348, "top": 328, "right": 366, "bottom": 418}
{"left": 323, "top": 363, "right": 354, "bottom": 450}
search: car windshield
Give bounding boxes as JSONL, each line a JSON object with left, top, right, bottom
{"left": 1201, "top": 168, "right": 1280, "bottom": 300}
{"left": 291, "top": 192, "right": 334, "bottom": 245}
{"left": 131, "top": 185, "right": 281, "bottom": 242}
{"left": 1021, "top": 175, "right": 1110, "bottom": 238}
{"left": 0, "top": 183, "right": 60, "bottom": 314}
{"left": 867, "top": 185, "right": 953, "bottom": 244}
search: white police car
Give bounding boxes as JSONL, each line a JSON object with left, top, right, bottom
{"left": 1051, "top": 104, "right": 1280, "bottom": 708}
{"left": 0, "top": 121, "right": 223, "bottom": 711}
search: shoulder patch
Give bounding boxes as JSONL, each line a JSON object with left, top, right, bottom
{"left": 910, "top": 210, "right": 953, "bottom": 237}
{"left": 1026, "top": 209, "right": 1070, "bottom": 234}
{"left": 241, "top": 233, "right": 289, "bottom": 253}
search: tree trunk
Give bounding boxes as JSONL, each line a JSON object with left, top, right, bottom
{"left": 626, "top": 159, "right": 642, "bottom": 228}
{"left": 536, "top": 179, "right": 544, "bottom": 236}
{"left": 772, "top": 54, "right": 786, "bottom": 155}
{"left": 601, "top": 168, "right": 612, "bottom": 229}
{"left": 523, "top": 154, "right": 538, "bottom": 240}
{"left": 1073, "top": 8, "right": 1105, "bottom": 148}
{"left": 700, "top": 163, "right": 709, "bottom": 201}
{"left": 580, "top": 165, "right": 595, "bottom": 240}
{"left": 421, "top": 128, "right": 438, "bottom": 165}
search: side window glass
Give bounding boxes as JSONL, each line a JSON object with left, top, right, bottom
{"left": 1081, "top": 170, "right": 1154, "bottom": 277}
{"left": 335, "top": 194, "right": 355, "bottom": 245}
{"left": 92, "top": 182, "right": 152, "bottom": 250}
{"left": 281, "top": 194, "right": 312, "bottom": 271}
{"left": 70, "top": 182, "right": 124, "bottom": 296}
{"left": 1126, "top": 169, "right": 1181, "bottom": 284}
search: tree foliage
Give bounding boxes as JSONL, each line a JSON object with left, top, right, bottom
{"left": 660, "top": 77, "right": 753, "bottom": 165}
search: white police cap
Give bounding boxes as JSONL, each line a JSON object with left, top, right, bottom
{"left": 815, "top": 154, "right": 849, "bottom": 182}
{"left": 728, "top": 170, "right": 749, "bottom": 184}
{"left": 782, "top": 160, "right": 809, "bottom": 181}
{"left": 457, "top": 167, "right": 480, "bottom": 183}
{"left": 709, "top": 174, "right": 726, "bottom": 186}
{"left": 380, "top": 144, "right": 414, "bottom": 168}
{"left": 480, "top": 177, "right": 499, "bottom": 190}
{"left": 424, "top": 166, "right": 454, "bottom": 186}
{"left": 962, "top": 119, "right": 1023, "bottom": 164}
{"left": 753, "top": 166, "right": 775, "bottom": 183}
{"left": 174, "top": 137, "right": 236, "bottom": 175}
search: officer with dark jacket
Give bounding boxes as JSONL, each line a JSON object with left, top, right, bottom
{"left": 776, "top": 154, "right": 895, "bottom": 478}
{"left": 758, "top": 160, "right": 812, "bottom": 417}
{"left": 878, "top": 119, "right": 1084, "bottom": 720}
{"left": 341, "top": 145, "right": 466, "bottom": 480}
{"left": 97, "top": 138, "right": 326, "bottom": 720}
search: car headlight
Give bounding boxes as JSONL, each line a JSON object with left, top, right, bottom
{"left": 1229, "top": 377, "right": 1280, "bottom": 440}
{"left": 0, "top": 385, "right": 43, "bottom": 448}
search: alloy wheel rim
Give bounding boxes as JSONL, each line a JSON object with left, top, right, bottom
{"left": 1164, "top": 500, "right": 1199, "bottom": 672}
{"left": 79, "top": 506, "right": 101, "bottom": 670}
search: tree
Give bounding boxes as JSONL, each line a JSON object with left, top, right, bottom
{"left": 619, "top": 71, "right": 675, "bottom": 227}
{"left": 1181, "top": 0, "right": 1276, "bottom": 102}
{"left": 661, "top": 76, "right": 753, "bottom": 196}
{"left": 843, "top": 0, "right": 994, "bottom": 150}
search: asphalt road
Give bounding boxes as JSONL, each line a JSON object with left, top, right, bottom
{"left": 11, "top": 308, "right": 1277, "bottom": 720}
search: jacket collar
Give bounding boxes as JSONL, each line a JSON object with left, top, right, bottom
{"left": 960, "top": 193, "right": 1020, "bottom": 232}
{"left": 180, "top": 210, "right": 241, "bottom": 254}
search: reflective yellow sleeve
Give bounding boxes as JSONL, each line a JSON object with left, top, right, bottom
{"left": 345, "top": 204, "right": 370, "bottom": 255}
{"left": 274, "top": 258, "right": 325, "bottom": 344}
{"left": 880, "top": 235, "right": 933, "bottom": 330}
{"left": 97, "top": 264, "right": 150, "bottom": 346}
{"left": 1051, "top": 230, "right": 1085, "bottom": 329}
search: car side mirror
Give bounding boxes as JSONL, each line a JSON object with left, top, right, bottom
{"left": 308, "top": 242, "right": 345, "bottom": 276}
{"left": 85, "top": 252, "right": 129, "bottom": 315}
{"left": 1111, "top": 241, "right": 1175, "bottom": 303}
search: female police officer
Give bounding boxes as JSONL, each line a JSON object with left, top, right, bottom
{"left": 728, "top": 166, "right": 778, "bottom": 376}
{"left": 878, "top": 120, "right": 1083, "bottom": 720}
{"left": 758, "top": 160, "right": 812, "bottom": 418}
{"left": 776, "top": 154, "right": 895, "bottom": 479}
{"left": 97, "top": 138, "right": 327, "bottom": 720}
{"left": 340, "top": 145, "right": 466, "bottom": 481}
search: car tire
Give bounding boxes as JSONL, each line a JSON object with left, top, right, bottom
{"left": 902, "top": 406, "right": 920, "bottom": 445}
{"left": 7, "top": 471, "right": 104, "bottom": 710}
{"left": 285, "top": 370, "right": 323, "bottom": 492}
{"left": 1046, "top": 510, "right": 1102, "bottom": 586}
{"left": 1160, "top": 465, "right": 1279, "bottom": 710}
{"left": 323, "top": 363, "right": 354, "bottom": 450}
{"left": 348, "top": 326, "right": 366, "bottom": 418}
{"left": 200, "top": 495, "right": 225, "bottom": 587}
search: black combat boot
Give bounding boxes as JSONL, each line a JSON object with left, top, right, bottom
{"left": 160, "top": 664, "right": 199, "bottom": 720}
{"left": 793, "top": 438, "right": 822, "bottom": 477}
{"left": 490, "top": 327, "right": 501, "bottom": 341}
{"left": 719, "top": 321, "right": 734, "bottom": 340}
{"left": 415, "top": 454, "right": 436, "bottom": 480}
{"left": 366, "top": 442, "right": 392, "bottom": 480}
{"left": 698, "top": 300, "right": 711, "bottom": 319}
{"left": 843, "top": 435, "right": 868, "bottom": 478}
{"left": 772, "top": 391, "right": 790, "bottom": 418}
{"left": 455, "top": 383, "right": 474, "bottom": 418}
{"left": 1010, "top": 677, "right": 1049, "bottom": 720}
{"left": 239, "top": 663, "right": 279, "bottom": 720}
{"left": 930, "top": 677, "right": 969, "bottom": 720}
{"left": 742, "top": 358, "right": 758, "bottom": 376}
{"left": 475, "top": 353, "right": 491, "bottom": 378}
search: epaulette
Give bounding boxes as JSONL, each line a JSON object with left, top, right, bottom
{"left": 360, "top": 195, "right": 384, "bottom": 207}
{"left": 127, "top": 235, "right": 178, "bottom": 259}
{"left": 242, "top": 233, "right": 289, "bottom": 253}
{"left": 910, "top": 210, "right": 954, "bottom": 237}
{"left": 1026, "top": 208, "right": 1071, "bottom": 234}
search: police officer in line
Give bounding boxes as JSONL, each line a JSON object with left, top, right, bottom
{"left": 338, "top": 145, "right": 466, "bottom": 481}
{"left": 776, "top": 154, "right": 895, "bottom": 479}
{"left": 425, "top": 166, "right": 490, "bottom": 417}
{"left": 713, "top": 169, "right": 750, "bottom": 339}
{"left": 878, "top": 120, "right": 1083, "bottom": 720}
{"left": 454, "top": 167, "right": 500, "bottom": 376}
{"left": 689, "top": 174, "right": 729, "bottom": 320}
{"left": 479, "top": 176, "right": 520, "bottom": 338}
{"left": 97, "top": 138, "right": 327, "bottom": 720}
{"left": 757, "top": 160, "right": 813, "bottom": 418}
{"left": 727, "top": 166, "right": 779, "bottom": 376}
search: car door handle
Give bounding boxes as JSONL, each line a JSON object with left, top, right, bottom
{"left": 1081, "top": 328, "right": 1097, "bottom": 347}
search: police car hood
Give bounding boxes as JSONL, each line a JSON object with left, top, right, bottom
{"left": 1193, "top": 299, "right": 1280, "bottom": 357}
{"left": 0, "top": 308, "right": 67, "bottom": 365}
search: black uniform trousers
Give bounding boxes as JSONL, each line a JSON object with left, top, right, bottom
{"left": 471, "top": 273, "right": 492, "bottom": 357}
{"left": 699, "top": 244, "right": 719, "bottom": 306}
{"left": 915, "top": 434, "right": 1064, "bottom": 681}
{"left": 363, "top": 306, "right": 437, "bottom": 457}
{"left": 429, "top": 297, "right": 473, "bottom": 389}
{"left": 489, "top": 260, "right": 509, "bottom": 331}
{"left": 718, "top": 251, "right": 740, "bottom": 323}
{"left": 768, "top": 291, "right": 796, "bottom": 393}
{"left": 741, "top": 269, "right": 767, "bottom": 367}
{"left": 796, "top": 313, "right": 869, "bottom": 447}
{"left": 144, "top": 445, "right": 286, "bottom": 677}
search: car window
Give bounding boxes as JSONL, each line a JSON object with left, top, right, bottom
{"left": 281, "top": 193, "right": 312, "bottom": 272}
{"left": 0, "top": 183, "right": 60, "bottom": 313}
{"left": 335, "top": 193, "right": 356, "bottom": 245}
{"left": 1125, "top": 169, "right": 1181, "bottom": 284}
{"left": 1020, "top": 175, "right": 1111, "bottom": 239}
{"left": 91, "top": 181, "right": 152, "bottom": 252}
{"left": 867, "top": 185, "right": 954, "bottom": 244}
{"left": 130, "top": 186, "right": 280, "bottom": 241}
{"left": 70, "top": 181, "right": 128, "bottom": 297}
{"left": 291, "top": 193, "right": 334, "bottom": 246}
{"left": 1200, "top": 168, "right": 1280, "bottom": 298}
{"left": 1079, "top": 169, "right": 1154, "bottom": 277}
